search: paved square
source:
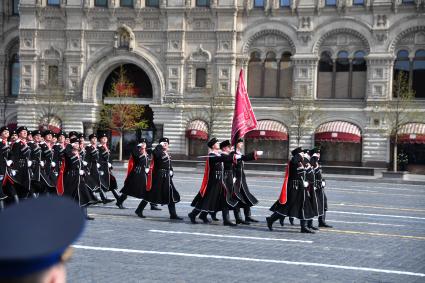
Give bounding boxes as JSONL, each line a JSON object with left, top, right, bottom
{"left": 68, "top": 171, "right": 425, "bottom": 283}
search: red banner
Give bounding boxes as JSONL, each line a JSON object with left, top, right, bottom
{"left": 231, "top": 69, "right": 257, "bottom": 145}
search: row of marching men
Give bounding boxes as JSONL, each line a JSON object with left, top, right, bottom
{"left": 118, "top": 136, "right": 332, "bottom": 233}
{"left": 0, "top": 126, "right": 127, "bottom": 219}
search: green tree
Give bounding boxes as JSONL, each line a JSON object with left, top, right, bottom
{"left": 99, "top": 66, "right": 148, "bottom": 161}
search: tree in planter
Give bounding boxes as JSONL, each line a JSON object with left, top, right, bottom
{"left": 99, "top": 66, "right": 148, "bottom": 161}
{"left": 387, "top": 72, "right": 416, "bottom": 172}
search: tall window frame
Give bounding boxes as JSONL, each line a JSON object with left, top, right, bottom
{"left": 120, "top": 0, "right": 133, "bottom": 7}
{"left": 325, "top": 0, "right": 337, "bottom": 6}
{"left": 47, "top": 0, "right": 60, "bottom": 6}
{"left": 146, "top": 0, "right": 159, "bottom": 7}
{"left": 280, "top": 0, "right": 290, "bottom": 7}
{"left": 10, "top": 54, "right": 20, "bottom": 97}
{"left": 12, "top": 0, "right": 19, "bottom": 15}
{"left": 254, "top": 0, "right": 265, "bottom": 8}
{"left": 196, "top": 0, "right": 210, "bottom": 7}
{"left": 95, "top": 0, "right": 108, "bottom": 7}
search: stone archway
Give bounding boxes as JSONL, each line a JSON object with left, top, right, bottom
{"left": 82, "top": 49, "right": 165, "bottom": 104}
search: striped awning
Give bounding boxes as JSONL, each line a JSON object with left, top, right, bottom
{"left": 246, "top": 120, "right": 288, "bottom": 140}
{"left": 397, "top": 123, "right": 425, "bottom": 144}
{"left": 315, "top": 121, "right": 361, "bottom": 143}
{"left": 186, "top": 120, "right": 208, "bottom": 141}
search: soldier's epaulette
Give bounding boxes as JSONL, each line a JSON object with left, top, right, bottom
{"left": 15, "top": 139, "right": 21, "bottom": 143}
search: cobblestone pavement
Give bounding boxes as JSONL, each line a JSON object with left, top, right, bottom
{"left": 68, "top": 171, "right": 425, "bottom": 283}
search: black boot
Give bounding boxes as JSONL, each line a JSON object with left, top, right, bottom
{"left": 116, "top": 194, "right": 127, "bottom": 209}
{"left": 13, "top": 195, "right": 19, "bottom": 204}
{"left": 289, "top": 217, "right": 294, "bottom": 225}
{"left": 210, "top": 212, "right": 219, "bottom": 221}
{"left": 300, "top": 220, "right": 314, "bottom": 233}
{"left": 83, "top": 207, "right": 94, "bottom": 220}
{"left": 168, "top": 203, "right": 183, "bottom": 220}
{"left": 135, "top": 200, "right": 148, "bottom": 218}
{"left": 308, "top": 219, "right": 319, "bottom": 231}
{"left": 243, "top": 207, "right": 258, "bottom": 223}
{"left": 111, "top": 189, "right": 121, "bottom": 201}
{"left": 266, "top": 212, "right": 279, "bottom": 231}
{"left": 279, "top": 216, "right": 285, "bottom": 226}
{"left": 188, "top": 209, "right": 200, "bottom": 224}
{"left": 223, "top": 208, "right": 236, "bottom": 226}
{"left": 318, "top": 212, "right": 333, "bottom": 228}
{"left": 234, "top": 208, "right": 250, "bottom": 225}
{"left": 199, "top": 211, "right": 211, "bottom": 224}
{"left": 0, "top": 200, "right": 4, "bottom": 211}
{"left": 99, "top": 190, "right": 114, "bottom": 204}
{"left": 151, "top": 203, "right": 161, "bottom": 211}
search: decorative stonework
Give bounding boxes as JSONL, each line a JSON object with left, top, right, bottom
{"left": 243, "top": 29, "right": 296, "bottom": 54}
{"left": 314, "top": 28, "right": 371, "bottom": 53}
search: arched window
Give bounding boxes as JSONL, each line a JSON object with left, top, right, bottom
{"left": 318, "top": 50, "right": 367, "bottom": 99}
{"left": 195, "top": 68, "right": 206, "bottom": 87}
{"left": 413, "top": 50, "right": 425, "bottom": 98}
{"left": 335, "top": 51, "right": 350, "bottom": 98}
{"left": 47, "top": 0, "right": 60, "bottom": 5}
{"left": 247, "top": 52, "right": 262, "bottom": 97}
{"left": 48, "top": 65, "right": 59, "bottom": 86}
{"left": 263, "top": 52, "right": 278, "bottom": 97}
{"left": 394, "top": 50, "right": 410, "bottom": 80}
{"left": 278, "top": 52, "right": 292, "bottom": 98}
{"left": 10, "top": 54, "right": 20, "bottom": 97}
{"left": 352, "top": 51, "right": 367, "bottom": 98}
{"left": 317, "top": 51, "right": 333, "bottom": 98}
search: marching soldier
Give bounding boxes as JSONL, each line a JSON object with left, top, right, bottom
{"left": 135, "top": 137, "right": 182, "bottom": 220}
{"left": 9, "top": 129, "right": 18, "bottom": 144}
{"left": 97, "top": 132, "right": 121, "bottom": 202}
{"left": 266, "top": 147, "right": 316, "bottom": 233}
{"left": 7, "top": 126, "right": 34, "bottom": 199}
{"left": 232, "top": 138, "right": 262, "bottom": 224}
{"left": 28, "top": 130, "right": 55, "bottom": 195}
{"left": 52, "top": 131, "right": 67, "bottom": 181}
{"left": 310, "top": 148, "right": 332, "bottom": 228}
{"left": 57, "top": 137, "right": 98, "bottom": 220}
{"left": 116, "top": 138, "right": 150, "bottom": 210}
{"left": 188, "top": 138, "right": 237, "bottom": 226}
{"left": 0, "top": 126, "right": 16, "bottom": 209}
{"left": 39, "top": 130, "right": 58, "bottom": 189}
{"left": 303, "top": 149, "right": 319, "bottom": 231}
{"left": 84, "top": 133, "right": 114, "bottom": 204}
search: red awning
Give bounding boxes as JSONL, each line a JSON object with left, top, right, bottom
{"left": 186, "top": 120, "right": 208, "bottom": 141}
{"left": 315, "top": 121, "right": 361, "bottom": 143}
{"left": 246, "top": 120, "right": 288, "bottom": 141}
{"left": 397, "top": 123, "right": 425, "bottom": 144}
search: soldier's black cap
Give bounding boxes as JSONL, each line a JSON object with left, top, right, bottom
{"left": 219, "top": 140, "right": 231, "bottom": 150}
{"left": 207, "top": 137, "right": 219, "bottom": 149}
{"left": 32, "top": 130, "right": 42, "bottom": 136}
{"left": 0, "top": 196, "right": 85, "bottom": 279}
{"left": 291, "top": 147, "right": 303, "bottom": 156}
{"left": 236, "top": 138, "right": 244, "bottom": 144}
{"left": 68, "top": 131, "right": 78, "bottom": 138}
{"left": 77, "top": 133, "right": 86, "bottom": 139}
{"left": 137, "top": 138, "right": 147, "bottom": 146}
{"left": 57, "top": 131, "right": 67, "bottom": 138}
{"left": 42, "top": 130, "right": 52, "bottom": 137}
{"left": 16, "top": 126, "right": 28, "bottom": 134}
{"left": 69, "top": 137, "right": 79, "bottom": 144}
{"left": 0, "top": 126, "right": 9, "bottom": 134}
{"left": 309, "top": 147, "right": 320, "bottom": 156}
{"left": 98, "top": 132, "right": 108, "bottom": 139}
{"left": 10, "top": 129, "right": 17, "bottom": 136}
{"left": 159, "top": 137, "right": 169, "bottom": 144}
{"left": 88, "top": 133, "right": 97, "bottom": 140}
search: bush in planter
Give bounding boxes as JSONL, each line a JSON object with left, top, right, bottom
{"left": 397, "top": 152, "right": 409, "bottom": 171}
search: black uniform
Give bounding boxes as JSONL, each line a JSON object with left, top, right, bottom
{"left": 310, "top": 153, "right": 332, "bottom": 228}
{"left": 232, "top": 150, "right": 259, "bottom": 223}
{"left": 60, "top": 148, "right": 98, "bottom": 208}
{"left": 40, "top": 142, "right": 57, "bottom": 186}
{"left": 120, "top": 148, "right": 149, "bottom": 199}
{"left": 8, "top": 139, "right": 33, "bottom": 198}
{"left": 28, "top": 141, "right": 55, "bottom": 194}
{"left": 267, "top": 148, "right": 316, "bottom": 233}
{"left": 52, "top": 143, "right": 66, "bottom": 178}
{"left": 134, "top": 143, "right": 181, "bottom": 219}
{"left": 0, "top": 138, "right": 16, "bottom": 208}
{"left": 83, "top": 144, "right": 102, "bottom": 193}
{"left": 98, "top": 144, "right": 120, "bottom": 200}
